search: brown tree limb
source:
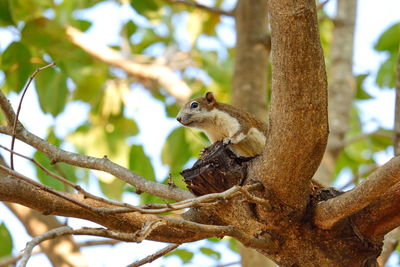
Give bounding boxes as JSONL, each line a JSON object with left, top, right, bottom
{"left": 0, "top": 170, "right": 274, "bottom": 250}
{"left": 253, "top": 0, "right": 328, "bottom": 211}
{"left": 314, "top": 156, "right": 400, "bottom": 230}
{"left": 127, "top": 243, "right": 180, "bottom": 267}
{"left": 353, "top": 181, "right": 400, "bottom": 241}
{"left": 65, "top": 27, "right": 191, "bottom": 103}
{"left": 231, "top": 1, "right": 275, "bottom": 266}
{"left": 164, "top": 0, "right": 233, "bottom": 17}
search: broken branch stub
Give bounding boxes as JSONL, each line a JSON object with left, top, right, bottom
{"left": 181, "top": 141, "right": 254, "bottom": 196}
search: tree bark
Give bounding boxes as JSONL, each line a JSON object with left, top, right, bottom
{"left": 254, "top": 0, "right": 328, "bottom": 211}
{"left": 231, "top": 1, "right": 276, "bottom": 266}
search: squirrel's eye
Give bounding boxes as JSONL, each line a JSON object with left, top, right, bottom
{"left": 190, "top": 102, "right": 199, "bottom": 109}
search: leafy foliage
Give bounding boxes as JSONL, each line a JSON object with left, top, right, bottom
{"left": 0, "top": 222, "right": 12, "bottom": 258}
{"left": 374, "top": 23, "right": 400, "bottom": 89}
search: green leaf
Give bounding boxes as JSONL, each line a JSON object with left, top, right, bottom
{"left": 35, "top": 67, "right": 69, "bottom": 117}
{"left": 130, "top": 0, "right": 161, "bottom": 18}
{"left": 98, "top": 178, "right": 125, "bottom": 201}
{"left": 1, "top": 42, "right": 33, "bottom": 93}
{"left": 374, "top": 23, "right": 400, "bottom": 52}
{"left": 200, "top": 247, "right": 221, "bottom": 260}
{"left": 161, "top": 127, "right": 192, "bottom": 173}
{"left": 34, "top": 151, "right": 65, "bottom": 191}
{"left": 0, "top": 0, "right": 14, "bottom": 26}
{"left": 375, "top": 54, "right": 397, "bottom": 88}
{"left": 70, "top": 19, "right": 92, "bottom": 32}
{"left": 9, "top": 0, "right": 52, "bottom": 22}
{"left": 22, "top": 18, "right": 67, "bottom": 49}
{"left": 0, "top": 222, "right": 13, "bottom": 258}
{"left": 165, "top": 249, "right": 194, "bottom": 264}
{"left": 355, "top": 73, "right": 373, "bottom": 100}
{"left": 228, "top": 238, "right": 239, "bottom": 252}
{"left": 369, "top": 129, "right": 393, "bottom": 151}
{"left": 121, "top": 20, "right": 137, "bottom": 38}
{"left": 129, "top": 145, "right": 155, "bottom": 180}
{"left": 107, "top": 116, "right": 139, "bottom": 138}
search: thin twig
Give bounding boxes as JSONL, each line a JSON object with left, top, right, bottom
{"left": 238, "top": 187, "right": 272, "bottom": 210}
{"left": 215, "top": 261, "right": 241, "bottom": 267}
{"left": 127, "top": 243, "right": 180, "bottom": 267}
{"left": 18, "top": 223, "right": 165, "bottom": 267}
{"left": 317, "top": 0, "right": 331, "bottom": 10}
{"left": 164, "top": 0, "right": 233, "bottom": 16}
{"left": 0, "top": 240, "right": 119, "bottom": 266}
{"left": 10, "top": 62, "right": 55, "bottom": 170}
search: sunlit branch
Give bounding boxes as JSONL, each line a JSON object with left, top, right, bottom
{"left": 314, "top": 156, "right": 400, "bottom": 229}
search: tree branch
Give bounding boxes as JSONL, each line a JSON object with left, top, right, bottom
{"left": 127, "top": 243, "right": 180, "bottom": 267}
{"left": 0, "top": 90, "right": 192, "bottom": 202}
{"left": 0, "top": 169, "right": 274, "bottom": 250}
{"left": 5, "top": 203, "right": 88, "bottom": 267}
{"left": 353, "top": 181, "right": 400, "bottom": 240}
{"left": 9, "top": 62, "right": 55, "bottom": 170}
{"left": 65, "top": 27, "right": 191, "bottom": 103}
{"left": 18, "top": 224, "right": 163, "bottom": 267}
{"left": 253, "top": 0, "right": 328, "bottom": 211}
{"left": 314, "top": 156, "right": 400, "bottom": 229}
{"left": 164, "top": 0, "right": 233, "bottom": 17}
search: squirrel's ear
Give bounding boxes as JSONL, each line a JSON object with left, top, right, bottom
{"left": 205, "top": 92, "right": 216, "bottom": 104}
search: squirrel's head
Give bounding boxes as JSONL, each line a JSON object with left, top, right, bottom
{"left": 176, "top": 92, "right": 217, "bottom": 128}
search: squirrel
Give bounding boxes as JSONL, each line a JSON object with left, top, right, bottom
{"left": 176, "top": 92, "right": 268, "bottom": 157}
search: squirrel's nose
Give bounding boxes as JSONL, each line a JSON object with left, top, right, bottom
{"left": 176, "top": 117, "right": 182, "bottom": 123}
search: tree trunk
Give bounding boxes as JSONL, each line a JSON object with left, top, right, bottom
{"left": 232, "top": 0, "right": 275, "bottom": 266}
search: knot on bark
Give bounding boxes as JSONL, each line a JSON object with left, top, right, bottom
{"left": 181, "top": 141, "right": 254, "bottom": 196}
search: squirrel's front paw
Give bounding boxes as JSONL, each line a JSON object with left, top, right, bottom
{"left": 223, "top": 138, "right": 232, "bottom": 146}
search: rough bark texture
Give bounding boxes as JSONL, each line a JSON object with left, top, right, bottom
{"left": 231, "top": 1, "right": 275, "bottom": 264}
{"left": 314, "top": 0, "right": 357, "bottom": 185}
{"left": 254, "top": 0, "right": 328, "bottom": 211}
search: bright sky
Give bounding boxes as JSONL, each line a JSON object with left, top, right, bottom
{"left": 0, "top": 0, "right": 400, "bottom": 266}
